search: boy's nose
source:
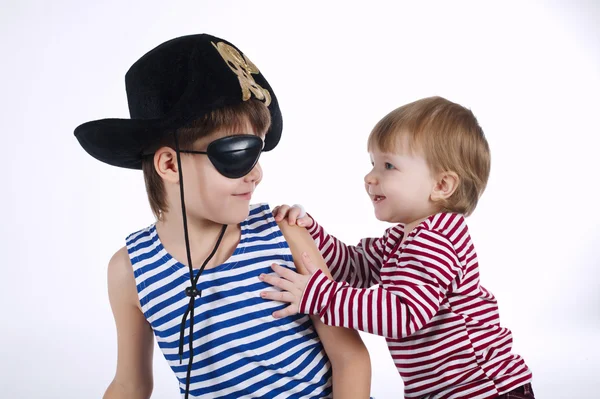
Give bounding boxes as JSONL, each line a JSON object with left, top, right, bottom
{"left": 244, "top": 162, "right": 263, "bottom": 183}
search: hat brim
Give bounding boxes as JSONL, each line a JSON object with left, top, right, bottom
{"left": 75, "top": 117, "right": 165, "bottom": 170}
{"left": 75, "top": 112, "right": 281, "bottom": 170}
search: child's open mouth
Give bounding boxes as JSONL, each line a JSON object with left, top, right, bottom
{"left": 373, "top": 195, "right": 386, "bottom": 203}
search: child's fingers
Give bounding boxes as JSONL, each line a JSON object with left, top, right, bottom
{"left": 273, "top": 204, "right": 291, "bottom": 221}
{"left": 259, "top": 274, "right": 296, "bottom": 294}
{"left": 292, "top": 204, "right": 306, "bottom": 218}
{"left": 296, "top": 216, "right": 313, "bottom": 228}
{"left": 260, "top": 290, "right": 296, "bottom": 304}
{"left": 273, "top": 204, "right": 310, "bottom": 227}
{"left": 272, "top": 205, "right": 280, "bottom": 217}
{"left": 287, "top": 204, "right": 305, "bottom": 225}
{"left": 269, "top": 263, "right": 301, "bottom": 283}
{"left": 260, "top": 265, "right": 299, "bottom": 292}
{"left": 272, "top": 304, "right": 299, "bottom": 319}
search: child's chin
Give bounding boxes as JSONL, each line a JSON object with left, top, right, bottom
{"left": 373, "top": 209, "right": 387, "bottom": 222}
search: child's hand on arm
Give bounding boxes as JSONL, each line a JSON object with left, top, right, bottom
{"left": 273, "top": 203, "right": 387, "bottom": 291}
{"left": 272, "top": 204, "right": 314, "bottom": 228}
{"left": 259, "top": 252, "right": 319, "bottom": 319}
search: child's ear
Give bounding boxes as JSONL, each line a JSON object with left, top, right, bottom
{"left": 430, "top": 171, "right": 459, "bottom": 202}
{"left": 154, "top": 147, "right": 180, "bottom": 183}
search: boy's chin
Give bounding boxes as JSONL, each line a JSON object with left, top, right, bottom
{"left": 215, "top": 205, "right": 251, "bottom": 225}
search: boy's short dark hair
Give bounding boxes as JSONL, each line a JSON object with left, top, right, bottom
{"left": 142, "top": 98, "right": 271, "bottom": 219}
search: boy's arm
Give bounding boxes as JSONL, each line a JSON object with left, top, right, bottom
{"left": 306, "top": 216, "right": 401, "bottom": 289}
{"left": 103, "top": 247, "right": 154, "bottom": 399}
{"left": 300, "top": 229, "right": 463, "bottom": 339}
{"left": 278, "top": 221, "right": 372, "bottom": 399}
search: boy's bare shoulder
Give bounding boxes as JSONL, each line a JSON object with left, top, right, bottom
{"left": 108, "top": 246, "right": 133, "bottom": 278}
{"left": 107, "top": 246, "right": 139, "bottom": 308}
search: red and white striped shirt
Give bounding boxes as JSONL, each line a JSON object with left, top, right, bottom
{"left": 300, "top": 212, "right": 532, "bottom": 399}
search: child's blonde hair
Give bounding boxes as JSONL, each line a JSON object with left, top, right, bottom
{"left": 367, "top": 96, "right": 490, "bottom": 216}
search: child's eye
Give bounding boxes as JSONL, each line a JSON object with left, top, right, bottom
{"left": 385, "top": 162, "right": 395, "bottom": 170}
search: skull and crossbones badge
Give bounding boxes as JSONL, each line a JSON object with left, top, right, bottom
{"left": 212, "top": 41, "right": 272, "bottom": 106}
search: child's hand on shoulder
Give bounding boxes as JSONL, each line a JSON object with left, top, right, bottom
{"left": 273, "top": 204, "right": 314, "bottom": 228}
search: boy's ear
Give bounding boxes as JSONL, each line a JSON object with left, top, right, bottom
{"left": 430, "top": 171, "right": 459, "bottom": 202}
{"left": 154, "top": 147, "right": 180, "bottom": 183}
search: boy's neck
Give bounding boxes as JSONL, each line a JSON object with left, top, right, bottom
{"left": 155, "top": 213, "right": 242, "bottom": 270}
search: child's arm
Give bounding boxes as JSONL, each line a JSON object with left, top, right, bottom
{"left": 274, "top": 205, "right": 400, "bottom": 289}
{"left": 264, "top": 228, "right": 462, "bottom": 340}
{"left": 277, "top": 221, "right": 372, "bottom": 399}
{"left": 306, "top": 217, "right": 399, "bottom": 288}
{"left": 302, "top": 229, "right": 462, "bottom": 338}
{"left": 103, "top": 247, "right": 154, "bottom": 399}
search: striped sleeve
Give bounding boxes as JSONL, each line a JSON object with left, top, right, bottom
{"left": 299, "top": 228, "right": 463, "bottom": 339}
{"left": 306, "top": 216, "right": 401, "bottom": 289}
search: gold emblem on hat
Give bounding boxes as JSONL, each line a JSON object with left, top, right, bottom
{"left": 212, "top": 41, "right": 271, "bottom": 106}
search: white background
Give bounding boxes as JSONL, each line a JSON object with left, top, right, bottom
{"left": 2, "top": 1, "right": 599, "bottom": 398}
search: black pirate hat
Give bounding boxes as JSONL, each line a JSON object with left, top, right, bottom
{"left": 74, "top": 33, "right": 282, "bottom": 169}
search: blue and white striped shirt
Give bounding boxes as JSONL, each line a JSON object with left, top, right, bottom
{"left": 126, "top": 203, "right": 333, "bottom": 398}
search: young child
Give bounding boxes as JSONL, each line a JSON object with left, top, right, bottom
{"left": 75, "top": 34, "right": 370, "bottom": 399}
{"left": 263, "top": 96, "right": 534, "bottom": 398}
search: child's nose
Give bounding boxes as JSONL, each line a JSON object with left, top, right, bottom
{"left": 364, "top": 170, "right": 377, "bottom": 185}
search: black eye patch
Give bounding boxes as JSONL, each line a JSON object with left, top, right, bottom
{"left": 179, "top": 134, "right": 264, "bottom": 178}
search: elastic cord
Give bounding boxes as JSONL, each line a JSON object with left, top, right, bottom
{"left": 174, "top": 131, "right": 228, "bottom": 398}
